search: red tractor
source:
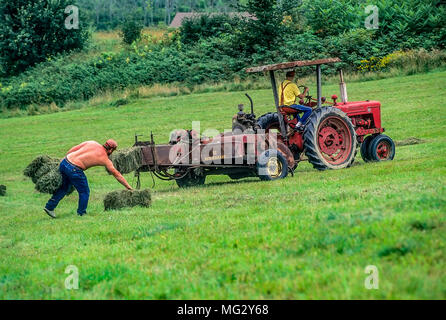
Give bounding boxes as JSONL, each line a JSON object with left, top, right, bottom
{"left": 134, "top": 58, "right": 395, "bottom": 187}
{"left": 234, "top": 58, "right": 396, "bottom": 171}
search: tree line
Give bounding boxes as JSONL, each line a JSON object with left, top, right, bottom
{"left": 76, "top": 0, "right": 239, "bottom": 29}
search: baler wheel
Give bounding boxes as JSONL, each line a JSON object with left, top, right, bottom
{"left": 368, "top": 134, "right": 395, "bottom": 161}
{"left": 174, "top": 168, "right": 206, "bottom": 188}
{"left": 303, "top": 107, "right": 357, "bottom": 170}
{"left": 257, "top": 149, "right": 288, "bottom": 181}
{"left": 360, "top": 135, "right": 374, "bottom": 162}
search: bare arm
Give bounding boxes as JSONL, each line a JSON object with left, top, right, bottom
{"left": 105, "top": 160, "right": 133, "bottom": 190}
{"left": 298, "top": 86, "right": 309, "bottom": 100}
{"left": 66, "top": 142, "right": 87, "bottom": 155}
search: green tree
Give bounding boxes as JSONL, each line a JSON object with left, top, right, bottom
{"left": 302, "top": 0, "right": 362, "bottom": 37}
{"left": 120, "top": 20, "right": 143, "bottom": 44}
{"left": 179, "top": 14, "right": 241, "bottom": 45}
{"left": 238, "top": 0, "right": 302, "bottom": 54}
{"left": 0, "top": 0, "right": 89, "bottom": 76}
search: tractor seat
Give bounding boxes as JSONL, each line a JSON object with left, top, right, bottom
{"left": 279, "top": 106, "right": 299, "bottom": 116}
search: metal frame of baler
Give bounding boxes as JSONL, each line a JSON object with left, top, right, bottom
{"left": 133, "top": 132, "right": 261, "bottom": 188}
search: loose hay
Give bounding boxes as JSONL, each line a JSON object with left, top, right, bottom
{"left": 396, "top": 137, "right": 425, "bottom": 146}
{"left": 104, "top": 189, "right": 151, "bottom": 211}
{"left": 0, "top": 185, "right": 6, "bottom": 196}
{"left": 109, "top": 147, "right": 142, "bottom": 174}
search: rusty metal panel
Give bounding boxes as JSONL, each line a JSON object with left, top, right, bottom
{"left": 141, "top": 145, "right": 174, "bottom": 166}
{"left": 200, "top": 138, "right": 245, "bottom": 165}
{"left": 141, "top": 146, "right": 155, "bottom": 165}
{"left": 245, "top": 58, "right": 342, "bottom": 73}
{"left": 140, "top": 136, "right": 250, "bottom": 167}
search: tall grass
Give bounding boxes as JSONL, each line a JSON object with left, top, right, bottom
{"left": 92, "top": 28, "right": 172, "bottom": 51}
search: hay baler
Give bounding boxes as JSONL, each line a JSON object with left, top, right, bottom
{"left": 134, "top": 58, "right": 395, "bottom": 188}
{"left": 134, "top": 129, "right": 292, "bottom": 188}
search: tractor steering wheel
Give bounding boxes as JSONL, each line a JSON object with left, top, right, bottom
{"left": 298, "top": 85, "right": 311, "bottom": 105}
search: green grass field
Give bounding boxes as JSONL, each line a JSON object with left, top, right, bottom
{"left": 0, "top": 70, "right": 445, "bottom": 299}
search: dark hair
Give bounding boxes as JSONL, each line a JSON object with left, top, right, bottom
{"left": 286, "top": 71, "right": 296, "bottom": 78}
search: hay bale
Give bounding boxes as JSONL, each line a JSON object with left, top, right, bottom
{"left": 34, "top": 168, "right": 75, "bottom": 195}
{"left": 32, "top": 161, "right": 60, "bottom": 183}
{"left": 23, "top": 155, "right": 55, "bottom": 180}
{"left": 25, "top": 155, "right": 74, "bottom": 195}
{"left": 35, "top": 169, "right": 63, "bottom": 194}
{"left": 104, "top": 189, "right": 151, "bottom": 211}
{"left": 0, "top": 185, "right": 6, "bottom": 196}
{"left": 109, "top": 147, "right": 142, "bottom": 174}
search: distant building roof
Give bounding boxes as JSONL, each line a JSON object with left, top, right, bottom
{"left": 169, "top": 12, "right": 256, "bottom": 28}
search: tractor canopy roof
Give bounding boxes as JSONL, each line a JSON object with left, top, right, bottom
{"left": 245, "top": 57, "right": 341, "bottom": 73}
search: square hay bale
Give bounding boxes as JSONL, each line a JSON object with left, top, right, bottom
{"left": 104, "top": 189, "right": 151, "bottom": 211}
{"left": 23, "top": 155, "right": 57, "bottom": 180}
{"left": 35, "top": 169, "right": 63, "bottom": 194}
{"left": 32, "top": 161, "right": 60, "bottom": 183}
{"left": 24, "top": 155, "right": 74, "bottom": 195}
{"left": 109, "top": 147, "right": 142, "bottom": 174}
{"left": 0, "top": 185, "right": 6, "bottom": 196}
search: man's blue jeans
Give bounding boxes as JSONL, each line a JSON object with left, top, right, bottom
{"left": 45, "top": 159, "right": 90, "bottom": 215}
{"left": 288, "top": 104, "right": 313, "bottom": 124}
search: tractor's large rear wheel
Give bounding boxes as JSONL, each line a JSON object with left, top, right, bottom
{"left": 256, "top": 112, "right": 280, "bottom": 132}
{"left": 303, "top": 107, "right": 357, "bottom": 170}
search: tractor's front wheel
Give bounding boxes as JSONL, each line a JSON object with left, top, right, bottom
{"left": 360, "top": 135, "right": 374, "bottom": 162}
{"left": 303, "top": 107, "right": 357, "bottom": 170}
{"left": 174, "top": 168, "right": 206, "bottom": 188}
{"left": 368, "top": 134, "right": 395, "bottom": 161}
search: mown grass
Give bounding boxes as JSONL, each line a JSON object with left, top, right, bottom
{"left": 0, "top": 70, "right": 445, "bottom": 299}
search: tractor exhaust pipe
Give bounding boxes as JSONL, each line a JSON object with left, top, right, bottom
{"left": 339, "top": 69, "right": 348, "bottom": 103}
{"left": 245, "top": 93, "right": 254, "bottom": 115}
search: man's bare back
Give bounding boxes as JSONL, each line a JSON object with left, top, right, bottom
{"left": 66, "top": 141, "right": 111, "bottom": 170}
{"left": 66, "top": 140, "right": 132, "bottom": 190}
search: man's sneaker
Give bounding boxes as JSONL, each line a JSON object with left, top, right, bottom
{"left": 294, "top": 123, "right": 305, "bottom": 132}
{"left": 44, "top": 208, "right": 56, "bottom": 218}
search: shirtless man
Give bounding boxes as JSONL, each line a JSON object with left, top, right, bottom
{"left": 44, "top": 139, "right": 132, "bottom": 218}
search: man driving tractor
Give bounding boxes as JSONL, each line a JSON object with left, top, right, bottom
{"left": 44, "top": 139, "right": 133, "bottom": 218}
{"left": 279, "top": 70, "right": 313, "bottom": 131}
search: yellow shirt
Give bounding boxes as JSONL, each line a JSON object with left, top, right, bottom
{"left": 278, "top": 80, "right": 301, "bottom": 106}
